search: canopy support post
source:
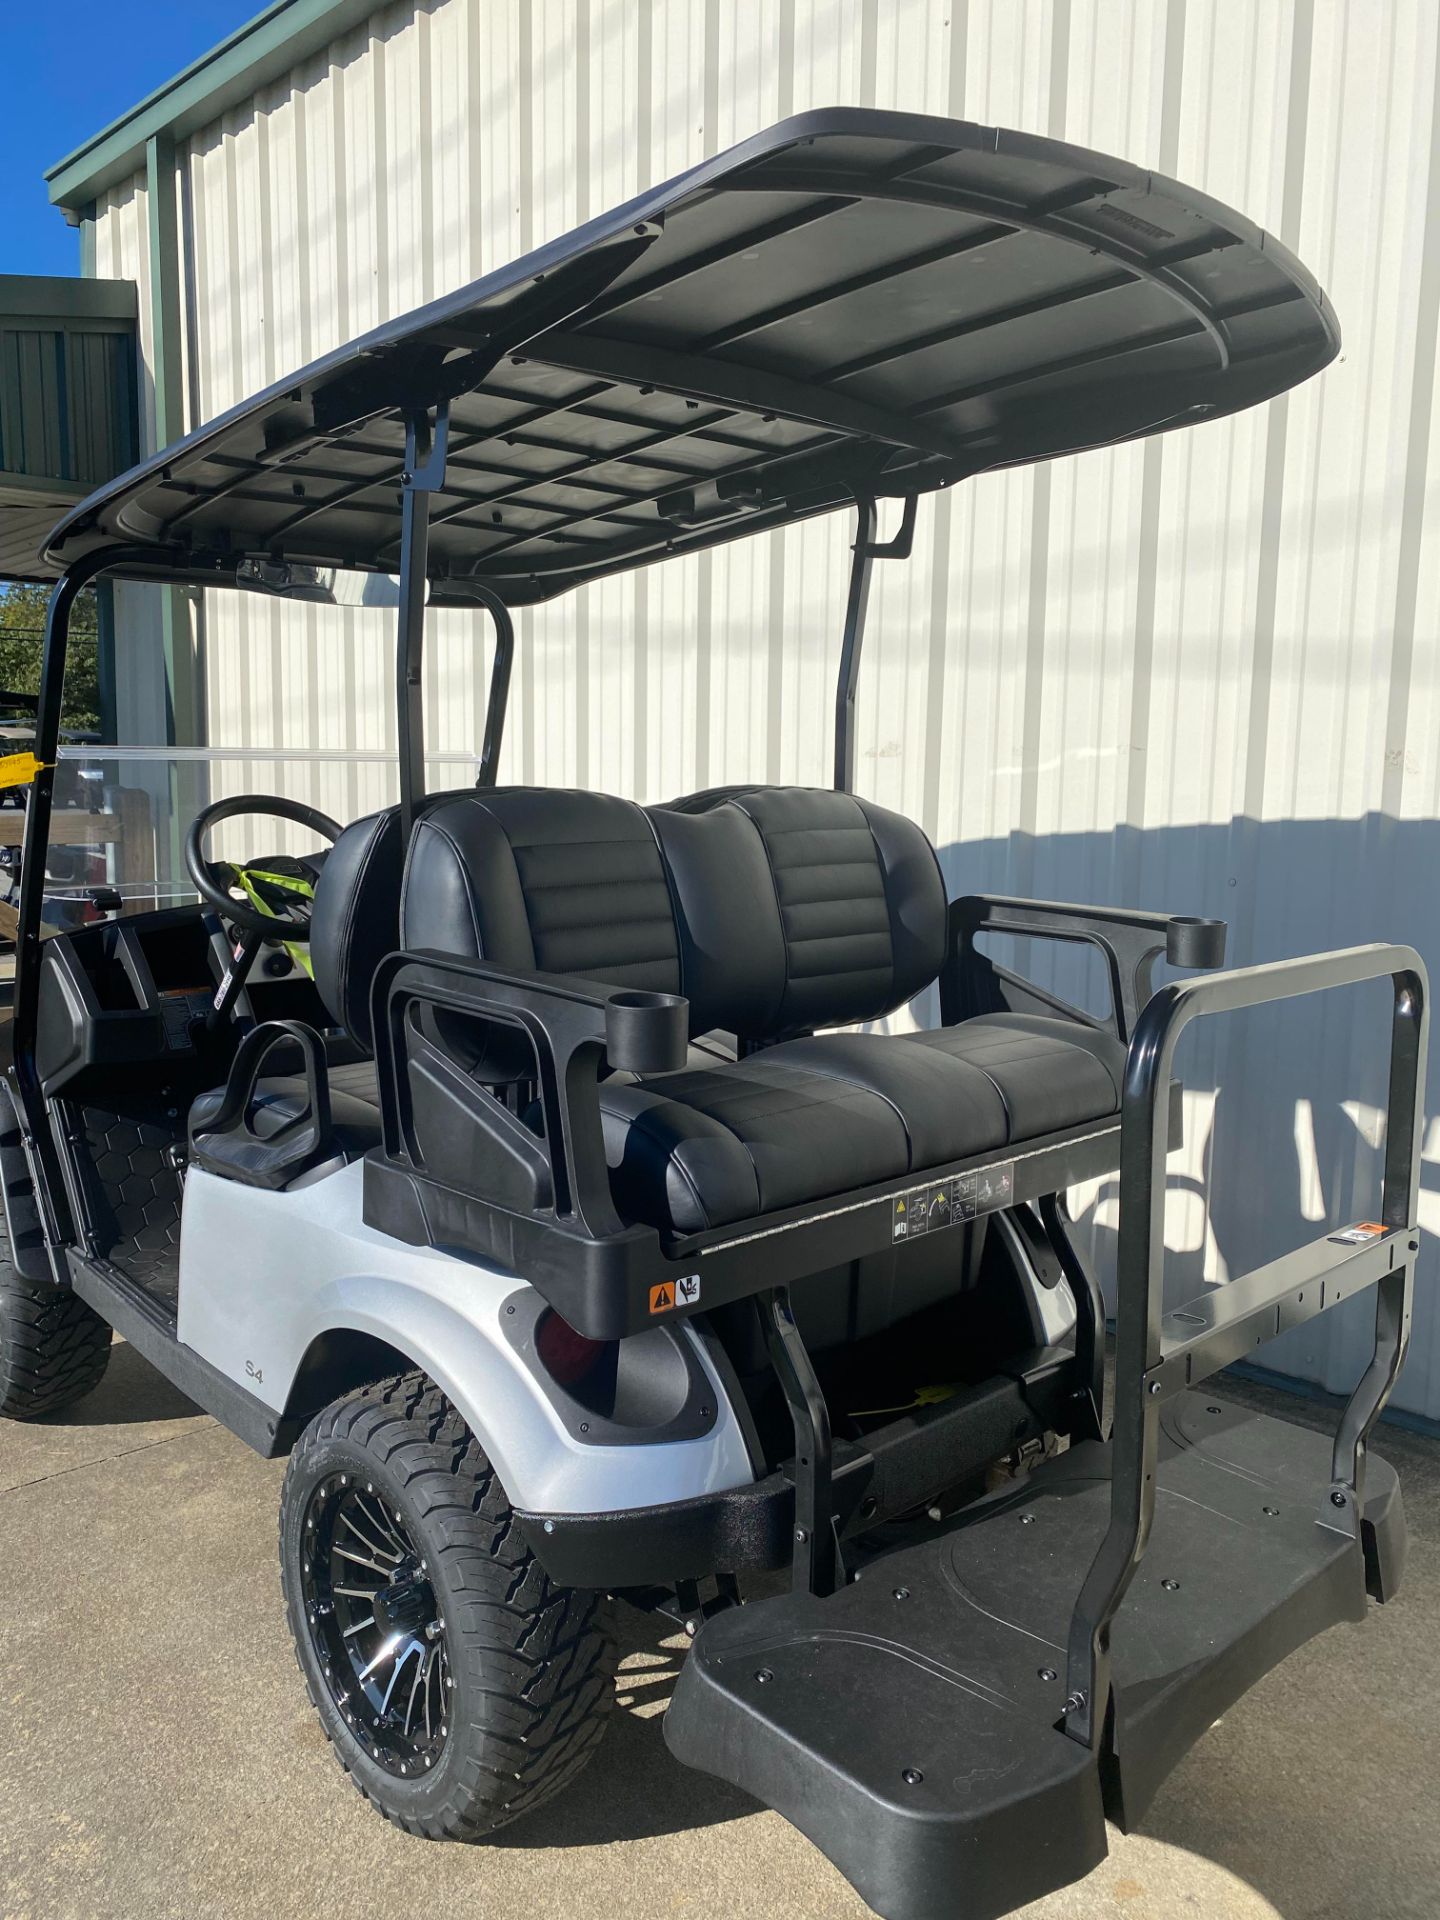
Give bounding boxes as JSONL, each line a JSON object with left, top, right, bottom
{"left": 396, "top": 403, "right": 450, "bottom": 838}
{"left": 462, "top": 581, "right": 516, "bottom": 790}
{"left": 14, "top": 547, "right": 149, "bottom": 1256}
{"left": 832, "top": 494, "right": 918, "bottom": 793}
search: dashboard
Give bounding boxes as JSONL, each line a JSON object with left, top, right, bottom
{"left": 33, "top": 905, "right": 328, "bottom": 1097}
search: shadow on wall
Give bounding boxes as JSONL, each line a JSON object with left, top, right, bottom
{"left": 931, "top": 814, "right": 1440, "bottom": 1423}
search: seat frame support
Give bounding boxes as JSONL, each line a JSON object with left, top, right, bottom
{"left": 764, "top": 1285, "right": 842, "bottom": 1597}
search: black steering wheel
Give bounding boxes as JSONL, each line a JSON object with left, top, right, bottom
{"left": 185, "top": 794, "right": 343, "bottom": 940}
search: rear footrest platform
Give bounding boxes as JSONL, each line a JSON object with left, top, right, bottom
{"left": 664, "top": 1394, "right": 1403, "bottom": 1920}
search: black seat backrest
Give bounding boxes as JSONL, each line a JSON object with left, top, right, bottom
{"left": 400, "top": 784, "right": 946, "bottom": 1044}
{"left": 310, "top": 807, "right": 409, "bottom": 1051}
{"left": 663, "top": 785, "right": 946, "bottom": 1034}
{"left": 401, "top": 787, "right": 681, "bottom": 992}
{"left": 309, "top": 790, "right": 468, "bottom": 1050}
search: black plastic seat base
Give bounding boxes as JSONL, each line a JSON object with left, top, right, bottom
{"left": 664, "top": 1395, "right": 1404, "bottom": 1920}
{"left": 600, "top": 1013, "right": 1123, "bottom": 1235}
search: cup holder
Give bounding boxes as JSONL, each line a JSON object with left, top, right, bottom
{"left": 605, "top": 989, "right": 689, "bottom": 1075}
{"left": 1165, "top": 916, "right": 1227, "bottom": 970}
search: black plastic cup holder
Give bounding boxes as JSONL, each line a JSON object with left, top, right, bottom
{"left": 605, "top": 989, "right": 688, "bottom": 1075}
{"left": 1165, "top": 916, "right": 1228, "bottom": 970}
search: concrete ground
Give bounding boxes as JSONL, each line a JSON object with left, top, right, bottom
{"left": 1, "top": 1347, "right": 1437, "bottom": 1920}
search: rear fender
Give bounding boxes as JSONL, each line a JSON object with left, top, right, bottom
{"left": 175, "top": 1162, "right": 754, "bottom": 1515}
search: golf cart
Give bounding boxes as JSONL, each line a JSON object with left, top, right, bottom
{"left": 3, "top": 110, "right": 1426, "bottom": 1920}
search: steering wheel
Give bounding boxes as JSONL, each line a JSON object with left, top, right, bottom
{"left": 185, "top": 794, "right": 343, "bottom": 940}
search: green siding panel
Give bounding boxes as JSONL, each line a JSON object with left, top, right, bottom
{"left": 0, "top": 319, "right": 137, "bottom": 490}
{"left": 0, "top": 276, "right": 137, "bottom": 576}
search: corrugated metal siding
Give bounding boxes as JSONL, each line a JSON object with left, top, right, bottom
{"left": 91, "top": 0, "right": 1440, "bottom": 1418}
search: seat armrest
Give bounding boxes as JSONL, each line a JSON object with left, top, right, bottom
{"left": 370, "top": 949, "right": 687, "bottom": 1239}
{"left": 942, "top": 895, "right": 1227, "bottom": 1045}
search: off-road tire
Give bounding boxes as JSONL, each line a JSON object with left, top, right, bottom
{"left": 279, "top": 1369, "right": 616, "bottom": 1839}
{"left": 0, "top": 1259, "right": 112, "bottom": 1418}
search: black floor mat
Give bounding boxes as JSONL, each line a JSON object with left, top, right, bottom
{"left": 667, "top": 1395, "right": 1402, "bottom": 1920}
{"left": 67, "top": 1098, "right": 185, "bottom": 1312}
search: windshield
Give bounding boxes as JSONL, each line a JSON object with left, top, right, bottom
{"left": 5, "top": 574, "right": 508, "bottom": 950}
{"left": 23, "top": 746, "right": 481, "bottom": 939}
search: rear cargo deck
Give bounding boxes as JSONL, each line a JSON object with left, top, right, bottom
{"left": 666, "top": 1393, "right": 1403, "bottom": 1920}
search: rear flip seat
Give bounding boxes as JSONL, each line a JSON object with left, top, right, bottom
{"left": 401, "top": 785, "right": 1123, "bottom": 1235}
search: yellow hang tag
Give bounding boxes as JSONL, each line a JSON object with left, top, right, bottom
{"left": 0, "top": 753, "right": 47, "bottom": 790}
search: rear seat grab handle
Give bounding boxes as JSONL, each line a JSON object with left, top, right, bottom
{"left": 371, "top": 948, "right": 688, "bottom": 1240}
{"left": 943, "top": 893, "right": 1228, "bottom": 1045}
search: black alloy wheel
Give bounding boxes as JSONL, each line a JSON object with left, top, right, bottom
{"left": 300, "top": 1472, "right": 451, "bottom": 1778}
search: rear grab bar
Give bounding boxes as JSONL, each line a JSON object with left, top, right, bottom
{"left": 1064, "top": 941, "right": 1427, "bottom": 1748}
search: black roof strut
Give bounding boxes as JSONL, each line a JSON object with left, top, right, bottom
{"left": 834, "top": 494, "right": 919, "bottom": 794}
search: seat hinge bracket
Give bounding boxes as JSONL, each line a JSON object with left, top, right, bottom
{"left": 765, "top": 1285, "right": 844, "bottom": 1599}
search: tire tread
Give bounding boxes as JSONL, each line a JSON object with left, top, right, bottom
{"left": 0, "top": 1270, "right": 112, "bottom": 1419}
{"left": 280, "top": 1369, "right": 615, "bottom": 1842}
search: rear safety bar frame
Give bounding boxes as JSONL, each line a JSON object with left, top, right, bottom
{"left": 1063, "top": 941, "right": 1427, "bottom": 1749}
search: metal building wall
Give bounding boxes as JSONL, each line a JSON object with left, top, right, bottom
{"left": 89, "top": 0, "right": 1440, "bottom": 1419}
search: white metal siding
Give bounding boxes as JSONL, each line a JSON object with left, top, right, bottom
{"left": 91, "top": 0, "right": 1440, "bottom": 1418}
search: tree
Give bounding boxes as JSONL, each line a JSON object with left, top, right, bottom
{"left": 0, "top": 581, "right": 101, "bottom": 734}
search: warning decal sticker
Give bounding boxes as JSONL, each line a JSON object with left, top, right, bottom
{"left": 650, "top": 1275, "right": 701, "bottom": 1314}
{"left": 1328, "top": 1221, "right": 1389, "bottom": 1246}
{"left": 893, "top": 1163, "right": 1015, "bottom": 1243}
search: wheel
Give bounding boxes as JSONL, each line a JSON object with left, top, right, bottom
{"left": 0, "top": 1250, "right": 112, "bottom": 1419}
{"left": 279, "top": 1369, "right": 616, "bottom": 1839}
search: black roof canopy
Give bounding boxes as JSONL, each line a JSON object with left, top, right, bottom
{"left": 45, "top": 109, "right": 1339, "bottom": 605}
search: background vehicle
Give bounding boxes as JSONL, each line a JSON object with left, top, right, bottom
{"left": 1, "top": 112, "right": 1426, "bottom": 1920}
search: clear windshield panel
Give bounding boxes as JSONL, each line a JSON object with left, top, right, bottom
{"left": 30, "top": 747, "right": 481, "bottom": 938}
{"left": 17, "top": 575, "right": 503, "bottom": 947}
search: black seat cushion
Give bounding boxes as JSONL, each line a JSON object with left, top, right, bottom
{"left": 651, "top": 784, "right": 947, "bottom": 1037}
{"left": 600, "top": 1039, "right": 999, "bottom": 1235}
{"left": 189, "top": 1057, "right": 382, "bottom": 1171}
{"left": 404, "top": 788, "right": 683, "bottom": 990}
{"left": 393, "top": 782, "right": 1127, "bottom": 1237}
{"left": 904, "top": 1013, "right": 1124, "bottom": 1138}
{"left": 599, "top": 1017, "right": 1119, "bottom": 1235}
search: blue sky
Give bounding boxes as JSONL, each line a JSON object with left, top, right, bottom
{"left": 1, "top": 2, "right": 258, "bottom": 277}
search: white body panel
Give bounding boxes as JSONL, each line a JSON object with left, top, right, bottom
{"left": 175, "top": 1161, "right": 754, "bottom": 1515}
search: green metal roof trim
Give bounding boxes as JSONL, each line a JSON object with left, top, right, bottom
{"left": 0, "top": 276, "right": 137, "bottom": 324}
{"left": 45, "top": 0, "right": 386, "bottom": 211}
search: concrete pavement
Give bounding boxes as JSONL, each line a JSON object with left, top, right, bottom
{"left": 1, "top": 1344, "right": 1437, "bottom": 1920}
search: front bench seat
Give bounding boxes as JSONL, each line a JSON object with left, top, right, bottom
{"left": 401, "top": 785, "right": 1126, "bottom": 1236}
{"left": 186, "top": 795, "right": 465, "bottom": 1181}
{"left": 189, "top": 1057, "right": 385, "bottom": 1182}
